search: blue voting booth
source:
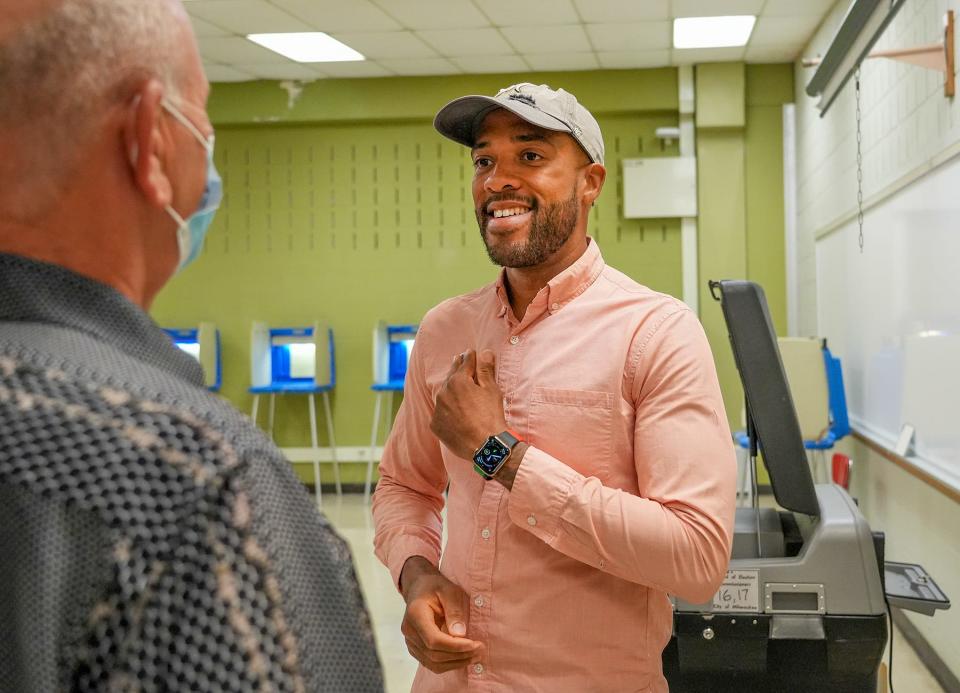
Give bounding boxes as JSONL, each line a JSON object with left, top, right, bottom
{"left": 366, "top": 322, "right": 417, "bottom": 502}
{"left": 249, "top": 321, "right": 339, "bottom": 507}
{"left": 162, "top": 322, "right": 221, "bottom": 391}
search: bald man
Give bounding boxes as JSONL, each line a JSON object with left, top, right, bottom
{"left": 0, "top": 2, "right": 382, "bottom": 691}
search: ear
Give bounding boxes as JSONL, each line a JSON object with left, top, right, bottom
{"left": 580, "top": 162, "right": 606, "bottom": 208}
{"left": 124, "top": 79, "right": 173, "bottom": 211}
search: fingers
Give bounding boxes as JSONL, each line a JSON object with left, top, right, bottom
{"left": 402, "top": 599, "right": 483, "bottom": 674}
{"left": 445, "top": 352, "right": 462, "bottom": 380}
{"left": 460, "top": 350, "right": 478, "bottom": 382}
{"left": 437, "top": 583, "right": 470, "bottom": 638}
{"left": 405, "top": 600, "right": 481, "bottom": 655}
{"left": 405, "top": 638, "right": 483, "bottom": 674}
{"left": 445, "top": 349, "right": 476, "bottom": 378}
{"left": 476, "top": 349, "right": 496, "bottom": 384}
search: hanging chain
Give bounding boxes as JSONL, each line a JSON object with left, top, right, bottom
{"left": 855, "top": 69, "right": 865, "bottom": 252}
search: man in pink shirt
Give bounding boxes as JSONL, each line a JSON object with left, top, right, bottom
{"left": 373, "top": 83, "right": 736, "bottom": 692}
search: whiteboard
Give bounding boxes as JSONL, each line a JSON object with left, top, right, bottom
{"left": 622, "top": 158, "right": 698, "bottom": 218}
{"left": 816, "top": 154, "right": 960, "bottom": 480}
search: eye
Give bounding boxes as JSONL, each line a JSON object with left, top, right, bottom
{"left": 473, "top": 156, "right": 492, "bottom": 170}
{"left": 521, "top": 151, "right": 543, "bottom": 162}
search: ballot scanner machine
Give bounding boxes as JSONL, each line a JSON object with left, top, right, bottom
{"left": 661, "top": 280, "right": 950, "bottom": 692}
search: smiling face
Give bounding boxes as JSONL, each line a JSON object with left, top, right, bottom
{"left": 471, "top": 108, "right": 605, "bottom": 269}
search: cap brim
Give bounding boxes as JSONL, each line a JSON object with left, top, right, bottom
{"left": 434, "top": 95, "right": 572, "bottom": 148}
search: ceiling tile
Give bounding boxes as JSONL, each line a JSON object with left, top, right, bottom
{"left": 763, "top": 0, "right": 836, "bottom": 18}
{"left": 312, "top": 61, "right": 394, "bottom": 78}
{"left": 597, "top": 49, "right": 671, "bottom": 69}
{"left": 450, "top": 55, "right": 531, "bottom": 74}
{"left": 573, "top": 0, "right": 669, "bottom": 23}
{"left": 189, "top": 15, "right": 231, "bottom": 38}
{"left": 672, "top": 46, "right": 746, "bottom": 64}
{"left": 586, "top": 22, "right": 671, "bottom": 51}
{"left": 501, "top": 24, "right": 591, "bottom": 53}
{"left": 750, "top": 15, "right": 824, "bottom": 46}
{"left": 199, "top": 37, "right": 296, "bottom": 64}
{"left": 671, "top": 0, "right": 764, "bottom": 17}
{"left": 474, "top": 0, "right": 580, "bottom": 26}
{"left": 744, "top": 44, "right": 803, "bottom": 63}
{"left": 186, "top": 1, "right": 310, "bottom": 34}
{"left": 524, "top": 52, "right": 600, "bottom": 71}
{"left": 417, "top": 28, "right": 513, "bottom": 56}
{"left": 331, "top": 31, "right": 438, "bottom": 58}
{"left": 235, "top": 62, "right": 323, "bottom": 80}
{"left": 203, "top": 63, "right": 257, "bottom": 82}
{"left": 387, "top": 58, "right": 462, "bottom": 75}
{"left": 372, "top": 0, "right": 490, "bottom": 30}
{"left": 271, "top": 0, "right": 402, "bottom": 32}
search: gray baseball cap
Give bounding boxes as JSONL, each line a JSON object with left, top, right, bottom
{"left": 434, "top": 82, "right": 605, "bottom": 165}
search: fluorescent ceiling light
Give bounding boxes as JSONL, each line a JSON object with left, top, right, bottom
{"left": 247, "top": 32, "right": 365, "bottom": 63}
{"left": 673, "top": 16, "right": 756, "bottom": 49}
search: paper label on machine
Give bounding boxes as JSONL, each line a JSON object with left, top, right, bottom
{"left": 712, "top": 570, "right": 760, "bottom": 612}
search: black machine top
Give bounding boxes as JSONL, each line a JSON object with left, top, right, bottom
{"left": 710, "top": 280, "right": 820, "bottom": 517}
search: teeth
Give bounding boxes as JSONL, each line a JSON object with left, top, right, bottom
{"left": 492, "top": 207, "right": 528, "bottom": 218}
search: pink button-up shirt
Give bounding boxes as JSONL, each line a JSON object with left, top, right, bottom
{"left": 373, "top": 240, "right": 736, "bottom": 692}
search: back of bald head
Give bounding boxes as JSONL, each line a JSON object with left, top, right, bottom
{"left": 0, "top": 0, "right": 197, "bottom": 222}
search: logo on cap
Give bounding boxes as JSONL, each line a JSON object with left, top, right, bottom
{"left": 508, "top": 93, "right": 537, "bottom": 107}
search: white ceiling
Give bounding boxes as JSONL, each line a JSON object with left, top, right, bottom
{"left": 185, "top": 0, "right": 837, "bottom": 82}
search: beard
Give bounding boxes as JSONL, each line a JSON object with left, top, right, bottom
{"left": 478, "top": 188, "right": 580, "bottom": 268}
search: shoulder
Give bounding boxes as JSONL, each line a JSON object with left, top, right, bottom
{"left": 593, "top": 265, "right": 694, "bottom": 335}
{"left": 417, "top": 280, "right": 497, "bottom": 338}
{"left": 0, "top": 326, "right": 269, "bottom": 520}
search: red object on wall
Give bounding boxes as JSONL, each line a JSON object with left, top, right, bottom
{"left": 832, "top": 453, "right": 852, "bottom": 490}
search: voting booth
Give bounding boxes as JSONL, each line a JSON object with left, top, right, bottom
{"left": 661, "top": 281, "right": 950, "bottom": 692}
{"left": 365, "top": 322, "right": 418, "bottom": 502}
{"left": 249, "top": 321, "right": 339, "bottom": 507}
{"left": 162, "top": 322, "right": 221, "bottom": 391}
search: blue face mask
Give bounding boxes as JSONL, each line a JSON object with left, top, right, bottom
{"left": 161, "top": 99, "right": 223, "bottom": 271}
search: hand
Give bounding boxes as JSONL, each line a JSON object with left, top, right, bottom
{"left": 399, "top": 557, "right": 484, "bottom": 673}
{"left": 430, "top": 349, "right": 506, "bottom": 460}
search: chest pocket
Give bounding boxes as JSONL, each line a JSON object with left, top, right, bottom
{"left": 527, "top": 387, "right": 613, "bottom": 480}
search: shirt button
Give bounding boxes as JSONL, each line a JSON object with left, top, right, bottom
{"left": 474, "top": 663, "right": 485, "bottom": 675}
{"left": 474, "top": 595, "right": 484, "bottom": 608}
{"left": 527, "top": 515, "right": 537, "bottom": 527}
{"left": 509, "top": 335, "right": 520, "bottom": 345}
{"left": 481, "top": 528, "right": 491, "bottom": 540}
{"left": 551, "top": 302, "right": 560, "bottom": 311}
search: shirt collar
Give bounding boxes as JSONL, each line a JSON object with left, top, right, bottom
{"left": 494, "top": 237, "right": 605, "bottom": 319}
{"left": 0, "top": 253, "right": 205, "bottom": 386}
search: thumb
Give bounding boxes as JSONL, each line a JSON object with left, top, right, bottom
{"left": 476, "top": 349, "right": 496, "bottom": 384}
{"left": 438, "top": 585, "right": 469, "bottom": 638}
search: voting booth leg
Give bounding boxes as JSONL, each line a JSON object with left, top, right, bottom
{"left": 365, "top": 392, "right": 383, "bottom": 504}
{"left": 267, "top": 394, "right": 276, "bottom": 440}
{"left": 322, "top": 391, "right": 342, "bottom": 496}
{"left": 307, "top": 394, "right": 323, "bottom": 509}
{"left": 251, "top": 394, "right": 260, "bottom": 425}
{"left": 735, "top": 448, "right": 753, "bottom": 507}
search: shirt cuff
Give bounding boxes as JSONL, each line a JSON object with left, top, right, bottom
{"left": 383, "top": 536, "right": 442, "bottom": 592}
{"left": 506, "top": 445, "right": 580, "bottom": 546}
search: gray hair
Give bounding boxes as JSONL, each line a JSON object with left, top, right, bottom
{"left": 0, "top": 0, "right": 193, "bottom": 220}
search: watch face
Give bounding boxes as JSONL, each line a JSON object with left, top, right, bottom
{"left": 474, "top": 436, "right": 510, "bottom": 476}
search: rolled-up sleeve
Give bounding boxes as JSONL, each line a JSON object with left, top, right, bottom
{"left": 371, "top": 325, "right": 448, "bottom": 591}
{"left": 507, "top": 308, "right": 736, "bottom": 604}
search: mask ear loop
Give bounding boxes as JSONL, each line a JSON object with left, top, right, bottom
{"left": 161, "top": 98, "right": 214, "bottom": 153}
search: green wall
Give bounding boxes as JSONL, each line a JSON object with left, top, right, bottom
{"left": 695, "top": 63, "right": 794, "bottom": 484}
{"left": 151, "top": 65, "right": 792, "bottom": 486}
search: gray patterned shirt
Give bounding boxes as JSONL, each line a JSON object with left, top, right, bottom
{"left": 0, "top": 253, "right": 384, "bottom": 693}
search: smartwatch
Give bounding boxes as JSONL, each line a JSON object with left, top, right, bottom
{"left": 473, "top": 430, "right": 521, "bottom": 480}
